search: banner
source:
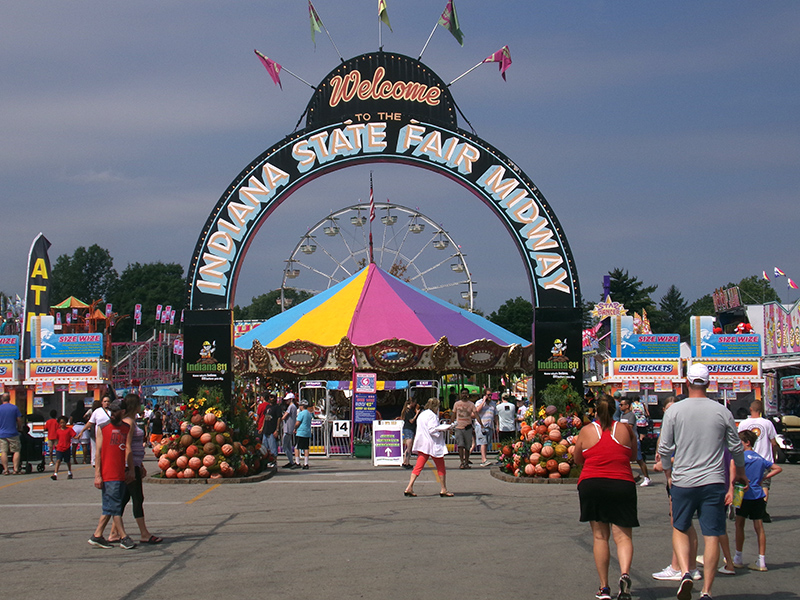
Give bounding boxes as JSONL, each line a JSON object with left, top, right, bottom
{"left": 354, "top": 372, "right": 377, "bottom": 424}
{"left": 0, "top": 336, "right": 19, "bottom": 360}
{"left": 610, "top": 316, "right": 680, "bottom": 358}
{"left": 694, "top": 359, "right": 761, "bottom": 380}
{"left": 610, "top": 359, "right": 681, "bottom": 380}
{"left": 182, "top": 309, "right": 233, "bottom": 403}
{"left": 22, "top": 233, "right": 52, "bottom": 360}
{"left": 689, "top": 316, "right": 761, "bottom": 357}
{"left": 763, "top": 301, "right": 800, "bottom": 356}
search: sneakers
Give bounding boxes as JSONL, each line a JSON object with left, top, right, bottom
{"left": 732, "top": 561, "right": 745, "bottom": 569}
{"left": 618, "top": 573, "right": 632, "bottom": 600}
{"left": 281, "top": 462, "right": 294, "bottom": 469}
{"left": 717, "top": 565, "right": 736, "bottom": 575}
{"left": 652, "top": 565, "right": 682, "bottom": 581}
{"left": 748, "top": 563, "right": 767, "bottom": 572}
{"left": 677, "top": 573, "right": 693, "bottom": 600}
{"left": 595, "top": 586, "right": 612, "bottom": 600}
{"left": 290, "top": 464, "right": 301, "bottom": 470}
{"left": 301, "top": 464, "right": 309, "bottom": 470}
{"left": 51, "top": 474, "right": 57, "bottom": 480}
{"left": 119, "top": 536, "right": 138, "bottom": 550}
{"left": 67, "top": 473, "right": 73, "bottom": 480}
{"left": 699, "top": 594, "right": 713, "bottom": 600}
{"left": 639, "top": 477, "right": 652, "bottom": 487}
{"left": 691, "top": 569, "right": 702, "bottom": 581}
{"left": 87, "top": 535, "right": 113, "bottom": 549}
{"left": 480, "top": 460, "right": 492, "bottom": 467}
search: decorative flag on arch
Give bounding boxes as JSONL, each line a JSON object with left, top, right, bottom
{"left": 308, "top": 1, "right": 323, "bottom": 46}
{"left": 775, "top": 267, "right": 785, "bottom": 277}
{"left": 369, "top": 175, "right": 376, "bottom": 223}
{"left": 379, "top": 0, "right": 392, "bottom": 31}
{"left": 438, "top": 0, "right": 464, "bottom": 46}
{"left": 762, "top": 271, "right": 770, "bottom": 281}
{"left": 483, "top": 45, "right": 512, "bottom": 80}
{"left": 254, "top": 50, "right": 282, "bottom": 89}
{"left": 155, "top": 304, "right": 162, "bottom": 321}
{"left": 789, "top": 278, "right": 799, "bottom": 290}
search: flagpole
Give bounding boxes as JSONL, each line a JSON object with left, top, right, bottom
{"left": 418, "top": 22, "right": 438, "bottom": 60}
{"left": 322, "top": 21, "right": 344, "bottom": 63}
{"left": 448, "top": 61, "right": 483, "bottom": 86}
{"left": 280, "top": 67, "right": 316, "bottom": 89}
{"left": 369, "top": 172, "right": 375, "bottom": 264}
{"left": 379, "top": 11, "right": 383, "bottom": 50}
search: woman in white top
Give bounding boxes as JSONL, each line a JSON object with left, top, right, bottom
{"left": 75, "top": 396, "right": 112, "bottom": 466}
{"left": 403, "top": 398, "right": 454, "bottom": 497}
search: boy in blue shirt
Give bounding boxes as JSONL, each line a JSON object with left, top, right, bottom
{"left": 733, "top": 429, "right": 781, "bottom": 572}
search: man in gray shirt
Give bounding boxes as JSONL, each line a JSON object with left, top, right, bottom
{"left": 281, "top": 393, "right": 299, "bottom": 469}
{"left": 657, "top": 363, "right": 747, "bottom": 600}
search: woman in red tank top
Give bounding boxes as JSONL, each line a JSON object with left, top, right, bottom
{"left": 574, "top": 394, "right": 638, "bottom": 600}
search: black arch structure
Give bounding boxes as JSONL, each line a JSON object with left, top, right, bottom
{"left": 185, "top": 52, "right": 583, "bottom": 395}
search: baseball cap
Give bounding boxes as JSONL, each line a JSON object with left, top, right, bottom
{"left": 686, "top": 363, "right": 710, "bottom": 385}
{"left": 285, "top": 392, "right": 295, "bottom": 400}
{"left": 613, "top": 391, "right": 621, "bottom": 399}
{"left": 108, "top": 400, "right": 124, "bottom": 411}
{"left": 299, "top": 399, "right": 309, "bottom": 406}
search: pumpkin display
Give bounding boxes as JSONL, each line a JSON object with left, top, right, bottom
{"left": 528, "top": 452, "right": 541, "bottom": 465}
{"left": 199, "top": 433, "right": 212, "bottom": 445}
{"left": 202, "top": 454, "right": 216, "bottom": 467}
{"left": 540, "top": 445, "right": 555, "bottom": 458}
{"left": 183, "top": 468, "right": 196, "bottom": 478}
{"left": 203, "top": 442, "right": 217, "bottom": 455}
{"left": 165, "top": 467, "right": 177, "bottom": 478}
{"left": 175, "top": 455, "right": 189, "bottom": 469}
{"left": 213, "top": 420, "right": 227, "bottom": 433}
{"left": 179, "top": 434, "right": 193, "bottom": 448}
{"left": 544, "top": 416, "right": 556, "bottom": 426}
{"left": 158, "top": 456, "right": 171, "bottom": 471}
{"left": 203, "top": 413, "right": 216, "bottom": 426}
{"left": 188, "top": 457, "right": 202, "bottom": 471}
{"left": 525, "top": 430, "right": 536, "bottom": 441}
{"left": 558, "top": 461, "right": 571, "bottom": 475}
{"left": 548, "top": 429, "right": 562, "bottom": 442}
{"left": 221, "top": 444, "right": 234, "bottom": 457}
{"left": 524, "top": 464, "right": 535, "bottom": 476}
{"left": 185, "top": 444, "right": 199, "bottom": 458}
{"left": 191, "top": 414, "right": 203, "bottom": 426}
{"left": 546, "top": 459, "right": 558, "bottom": 472}
{"left": 530, "top": 442, "right": 543, "bottom": 453}
{"left": 190, "top": 425, "right": 203, "bottom": 438}
{"left": 198, "top": 466, "right": 210, "bottom": 478}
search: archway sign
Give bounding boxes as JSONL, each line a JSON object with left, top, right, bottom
{"left": 184, "top": 52, "right": 583, "bottom": 400}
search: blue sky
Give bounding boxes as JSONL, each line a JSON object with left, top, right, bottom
{"left": 2, "top": 1, "right": 799, "bottom": 315}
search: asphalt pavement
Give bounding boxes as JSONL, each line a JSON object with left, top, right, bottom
{"left": 1, "top": 455, "right": 798, "bottom": 600}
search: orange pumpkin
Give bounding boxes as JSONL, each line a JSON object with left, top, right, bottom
{"left": 548, "top": 429, "right": 562, "bottom": 443}
{"left": 544, "top": 416, "right": 556, "bottom": 426}
{"left": 520, "top": 424, "right": 532, "bottom": 437}
{"left": 166, "top": 448, "right": 179, "bottom": 461}
{"left": 530, "top": 442, "right": 543, "bottom": 453}
{"left": 185, "top": 444, "right": 199, "bottom": 458}
{"left": 190, "top": 425, "right": 203, "bottom": 438}
{"left": 534, "top": 464, "right": 547, "bottom": 476}
{"left": 188, "top": 457, "right": 202, "bottom": 471}
{"left": 548, "top": 471, "right": 561, "bottom": 479}
{"left": 558, "top": 461, "right": 571, "bottom": 475}
{"left": 203, "top": 412, "right": 217, "bottom": 426}
{"left": 557, "top": 417, "right": 569, "bottom": 429}
{"left": 158, "top": 456, "right": 171, "bottom": 471}
{"left": 183, "top": 467, "right": 196, "bottom": 478}
{"left": 536, "top": 425, "right": 548, "bottom": 435}
{"left": 221, "top": 444, "right": 234, "bottom": 457}
{"left": 165, "top": 467, "right": 178, "bottom": 478}
{"left": 215, "top": 434, "right": 226, "bottom": 446}
{"left": 214, "top": 420, "right": 227, "bottom": 433}
{"left": 199, "top": 433, "right": 212, "bottom": 445}
{"left": 502, "top": 445, "right": 513, "bottom": 456}
{"left": 546, "top": 459, "right": 558, "bottom": 472}
{"left": 191, "top": 414, "right": 203, "bottom": 426}
{"left": 526, "top": 430, "right": 537, "bottom": 441}
{"left": 198, "top": 465, "right": 210, "bottom": 478}
{"left": 180, "top": 421, "right": 189, "bottom": 433}
{"left": 524, "top": 463, "right": 535, "bottom": 476}
{"left": 202, "top": 454, "right": 216, "bottom": 467}
{"left": 541, "top": 445, "right": 555, "bottom": 458}
{"left": 529, "top": 452, "right": 541, "bottom": 465}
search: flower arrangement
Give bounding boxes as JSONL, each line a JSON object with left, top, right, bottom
{"left": 154, "top": 385, "right": 272, "bottom": 479}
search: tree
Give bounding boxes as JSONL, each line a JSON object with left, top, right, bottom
{"left": 689, "top": 294, "right": 714, "bottom": 316}
{"left": 50, "top": 245, "right": 118, "bottom": 304}
{"left": 607, "top": 268, "right": 658, "bottom": 316}
{"left": 234, "top": 288, "right": 313, "bottom": 321}
{"left": 488, "top": 297, "right": 533, "bottom": 341}
{"left": 658, "top": 285, "right": 690, "bottom": 338}
{"left": 109, "top": 262, "right": 186, "bottom": 340}
{"left": 736, "top": 275, "right": 781, "bottom": 304}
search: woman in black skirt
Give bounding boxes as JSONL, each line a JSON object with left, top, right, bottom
{"left": 574, "top": 394, "right": 638, "bottom": 600}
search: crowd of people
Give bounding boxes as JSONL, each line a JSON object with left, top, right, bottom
{"left": 578, "top": 364, "right": 783, "bottom": 600}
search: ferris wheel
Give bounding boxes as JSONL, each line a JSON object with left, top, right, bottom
{"left": 281, "top": 203, "right": 477, "bottom": 311}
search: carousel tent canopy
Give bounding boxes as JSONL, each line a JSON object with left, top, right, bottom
{"left": 51, "top": 296, "right": 90, "bottom": 309}
{"left": 236, "top": 263, "right": 529, "bottom": 350}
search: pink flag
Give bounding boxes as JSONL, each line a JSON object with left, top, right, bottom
{"left": 483, "top": 45, "right": 512, "bottom": 80}
{"left": 155, "top": 304, "right": 162, "bottom": 320}
{"left": 789, "top": 278, "right": 799, "bottom": 290}
{"left": 775, "top": 267, "right": 785, "bottom": 277}
{"left": 762, "top": 270, "right": 770, "bottom": 281}
{"left": 254, "top": 50, "right": 282, "bottom": 89}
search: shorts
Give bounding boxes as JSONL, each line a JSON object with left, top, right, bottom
{"left": 670, "top": 483, "right": 726, "bottom": 536}
{"left": 56, "top": 448, "right": 72, "bottom": 461}
{"left": 0, "top": 436, "right": 21, "bottom": 454}
{"left": 761, "top": 476, "right": 771, "bottom": 490}
{"left": 475, "top": 426, "right": 492, "bottom": 446}
{"left": 101, "top": 481, "right": 127, "bottom": 516}
{"left": 578, "top": 478, "right": 639, "bottom": 528}
{"left": 736, "top": 497, "right": 767, "bottom": 521}
{"left": 402, "top": 428, "right": 414, "bottom": 441}
{"left": 149, "top": 434, "right": 163, "bottom": 444}
{"left": 296, "top": 436, "right": 310, "bottom": 450}
{"left": 498, "top": 430, "right": 515, "bottom": 441}
{"left": 454, "top": 427, "right": 472, "bottom": 449}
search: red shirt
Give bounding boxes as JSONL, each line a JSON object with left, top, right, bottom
{"left": 55, "top": 427, "right": 75, "bottom": 452}
{"left": 578, "top": 422, "right": 635, "bottom": 483}
{"left": 99, "top": 421, "right": 130, "bottom": 482}
{"left": 256, "top": 402, "right": 268, "bottom": 432}
{"left": 45, "top": 418, "right": 59, "bottom": 440}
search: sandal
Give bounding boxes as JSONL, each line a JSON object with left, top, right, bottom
{"left": 439, "top": 492, "right": 454, "bottom": 497}
{"left": 403, "top": 490, "right": 417, "bottom": 497}
{"left": 141, "top": 535, "right": 163, "bottom": 544}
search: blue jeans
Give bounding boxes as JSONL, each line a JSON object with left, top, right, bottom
{"left": 263, "top": 432, "right": 279, "bottom": 459}
{"left": 282, "top": 432, "right": 295, "bottom": 465}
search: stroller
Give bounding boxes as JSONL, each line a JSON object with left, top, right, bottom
{"left": 19, "top": 426, "right": 46, "bottom": 473}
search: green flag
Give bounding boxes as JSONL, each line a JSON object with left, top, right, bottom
{"left": 379, "top": 0, "right": 392, "bottom": 32}
{"left": 309, "top": 1, "right": 323, "bottom": 46}
{"left": 438, "top": 0, "right": 463, "bottom": 46}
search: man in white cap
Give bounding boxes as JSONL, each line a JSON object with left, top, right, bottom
{"left": 657, "top": 363, "right": 747, "bottom": 600}
{"left": 281, "top": 393, "right": 299, "bottom": 469}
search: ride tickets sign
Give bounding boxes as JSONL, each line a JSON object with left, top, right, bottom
{"left": 27, "top": 360, "right": 103, "bottom": 381}
{"left": 609, "top": 360, "right": 681, "bottom": 380}
{"left": 698, "top": 360, "right": 761, "bottom": 380}
{"left": 188, "top": 52, "right": 579, "bottom": 314}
